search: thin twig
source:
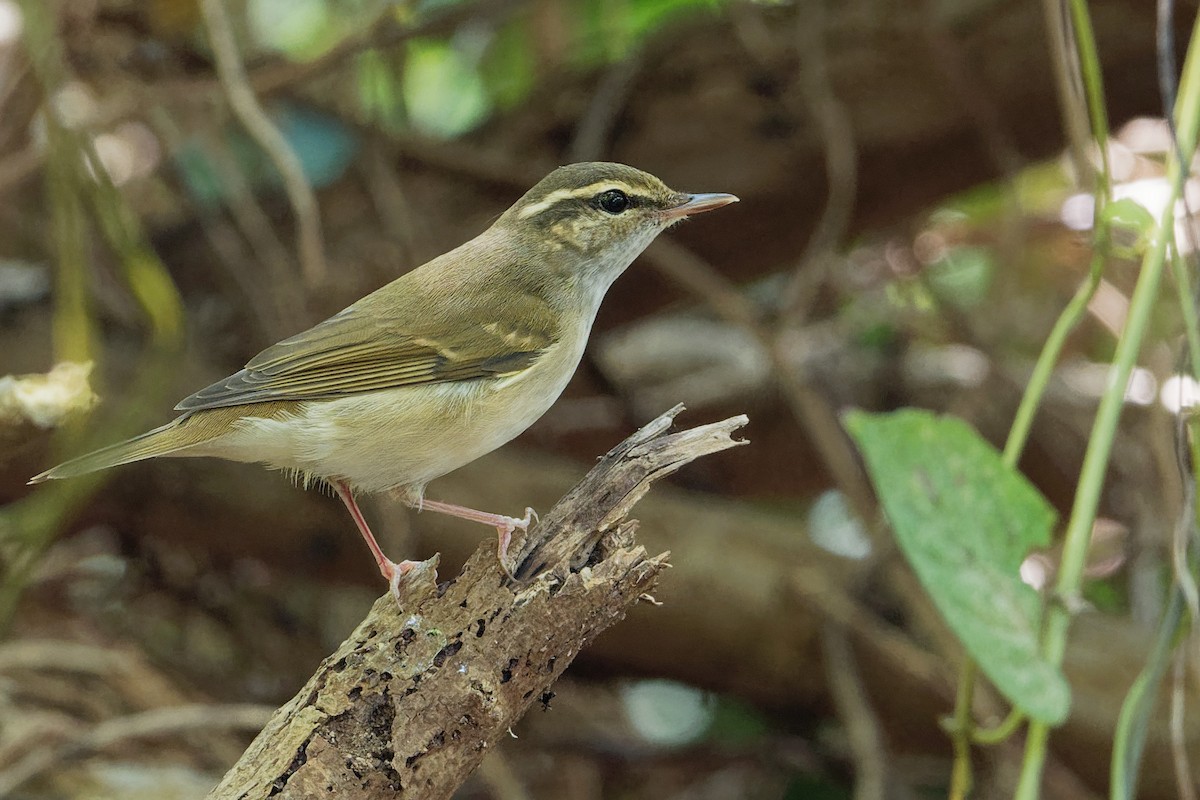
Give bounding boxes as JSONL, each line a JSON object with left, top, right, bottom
{"left": 0, "top": 639, "right": 138, "bottom": 675}
{"left": 362, "top": 141, "right": 430, "bottom": 268}
{"left": 791, "top": 567, "right": 958, "bottom": 707}
{"left": 80, "top": 704, "right": 275, "bottom": 750}
{"left": 722, "top": 6, "right": 880, "bottom": 526}
{"left": 1042, "top": 0, "right": 1092, "bottom": 182}
{"left": 646, "top": 236, "right": 879, "bottom": 528}
{"left": 779, "top": 0, "right": 857, "bottom": 320}
{"left": 919, "top": 2, "right": 1023, "bottom": 179}
{"left": 770, "top": 348, "right": 879, "bottom": 526}
{"left": 198, "top": 212, "right": 284, "bottom": 343}
{"left": 195, "top": 128, "right": 308, "bottom": 335}
{"left": 199, "top": 0, "right": 327, "bottom": 287}
{"left": 0, "top": 704, "right": 274, "bottom": 797}
{"left": 393, "top": 134, "right": 549, "bottom": 188}
{"left": 822, "top": 623, "right": 888, "bottom": 800}
{"left": 569, "top": 48, "right": 646, "bottom": 163}
{"left": 643, "top": 239, "right": 760, "bottom": 331}
{"left": 246, "top": 0, "right": 523, "bottom": 97}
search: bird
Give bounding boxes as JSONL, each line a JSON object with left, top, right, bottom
{"left": 30, "top": 162, "right": 738, "bottom": 599}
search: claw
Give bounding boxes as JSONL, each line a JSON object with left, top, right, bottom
{"left": 496, "top": 507, "right": 537, "bottom": 563}
{"left": 497, "top": 522, "right": 514, "bottom": 564}
{"left": 382, "top": 559, "right": 418, "bottom": 607}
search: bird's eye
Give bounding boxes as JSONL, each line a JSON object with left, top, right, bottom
{"left": 595, "top": 189, "right": 629, "bottom": 214}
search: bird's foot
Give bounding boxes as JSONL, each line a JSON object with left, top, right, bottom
{"left": 336, "top": 481, "right": 431, "bottom": 607}
{"left": 496, "top": 507, "right": 537, "bottom": 567}
{"left": 381, "top": 558, "right": 421, "bottom": 607}
{"left": 414, "top": 498, "right": 538, "bottom": 572}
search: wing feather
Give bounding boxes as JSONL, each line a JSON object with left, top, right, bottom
{"left": 176, "top": 288, "right": 558, "bottom": 411}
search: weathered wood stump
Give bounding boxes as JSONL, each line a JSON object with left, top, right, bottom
{"left": 207, "top": 406, "right": 748, "bottom": 799}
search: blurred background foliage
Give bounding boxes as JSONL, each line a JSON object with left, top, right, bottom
{"left": 0, "top": 0, "right": 1197, "bottom": 798}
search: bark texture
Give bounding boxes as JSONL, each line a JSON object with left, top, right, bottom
{"left": 206, "top": 407, "right": 747, "bottom": 800}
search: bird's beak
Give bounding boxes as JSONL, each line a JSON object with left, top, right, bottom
{"left": 660, "top": 192, "right": 739, "bottom": 221}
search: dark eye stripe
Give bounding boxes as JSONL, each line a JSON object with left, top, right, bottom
{"left": 522, "top": 188, "right": 652, "bottom": 224}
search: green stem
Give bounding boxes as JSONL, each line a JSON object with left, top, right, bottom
{"left": 77, "top": 137, "right": 184, "bottom": 345}
{"left": 946, "top": 0, "right": 1115, "bottom": 763}
{"left": 1015, "top": 10, "right": 1200, "bottom": 795}
{"left": 1066, "top": 0, "right": 1111, "bottom": 207}
{"left": 1170, "top": 245, "right": 1200, "bottom": 379}
{"left": 1109, "top": 587, "right": 1188, "bottom": 799}
{"left": 1018, "top": 197, "right": 1168, "bottom": 796}
{"left": 1004, "top": 249, "right": 1106, "bottom": 467}
{"left": 947, "top": 660, "right": 976, "bottom": 800}
{"left": 945, "top": 248, "right": 1104, "bottom": 773}
{"left": 945, "top": 0, "right": 1115, "bottom": 771}
{"left": 946, "top": 247, "right": 1104, "bottom": 772}
{"left": 971, "top": 706, "right": 1027, "bottom": 745}
{"left": 46, "top": 120, "right": 94, "bottom": 365}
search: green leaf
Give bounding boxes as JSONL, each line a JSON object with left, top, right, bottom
{"left": 402, "top": 38, "right": 490, "bottom": 138}
{"left": 481, "top": 21, "right": 537, "bottom": 110}
{"left": 844, "top": 409, "right": 1070, "bottom": 724}
{"left": 249, "top": 0, "right": 337, "bottom": 59}
{"left": 574, "top": 0, "right": 725, "bottom": 64}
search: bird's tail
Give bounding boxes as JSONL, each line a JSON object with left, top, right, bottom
{"left": 29, "top": 418, "right": 195, "bottom": 483}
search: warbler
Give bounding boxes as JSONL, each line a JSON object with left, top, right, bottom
{"left": 31, "top": 162, "right": 737, "bottom": 597}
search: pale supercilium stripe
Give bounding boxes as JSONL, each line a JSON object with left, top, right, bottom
{"left": 518, "top": 181, "right": 639, "bottom": 219}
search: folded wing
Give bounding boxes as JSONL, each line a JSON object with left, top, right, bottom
{"left": 177, "top": 299, "right": 556, "bottom": 411}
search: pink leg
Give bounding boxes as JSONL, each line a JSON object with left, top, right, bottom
{"left": 334, "top": 480, "right": 417, "bottom": 600}
{"left": 415, "top": 499, "right": 535, "bottom": 562}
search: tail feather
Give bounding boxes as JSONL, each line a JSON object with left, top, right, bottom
{"left": 29, "top": 418, "right": 194, "bottom": 483}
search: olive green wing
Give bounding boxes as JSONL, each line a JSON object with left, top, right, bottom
{"left": 176, "top": 299, "right": 557, "bottom": 411}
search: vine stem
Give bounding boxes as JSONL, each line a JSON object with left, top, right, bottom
{"left": 1067, "top": 0, "right": 1112, "bottom": 205}
{"left": 1015, "top": 8, "right": 1200, "bottom": 795}
{"left": 945, "top": 0, "right": 1113, "bottom": 781}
